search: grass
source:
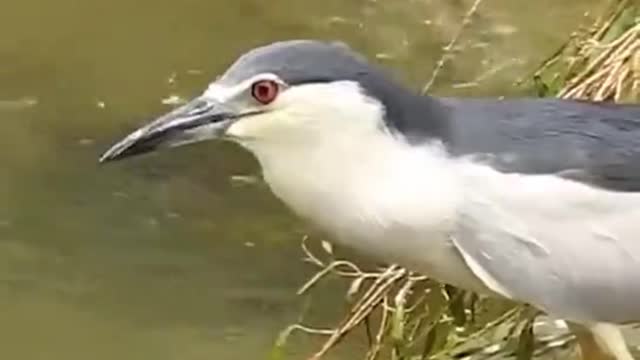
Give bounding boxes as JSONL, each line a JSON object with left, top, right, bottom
{"left": 525, "top": 0, "right": 639, "bottom": 101}
{"left": 271, "top": 0, "right": 639, "bottom": 359}
{"left": 270, "top": 239, "right": 553, "bottom": 360}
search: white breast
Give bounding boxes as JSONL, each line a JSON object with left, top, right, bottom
{"left": 254, "top": 134, "right": 489, "bottom": 293}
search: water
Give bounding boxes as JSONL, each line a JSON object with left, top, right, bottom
{"left": 0, "top": 0, "right": 620, "bottom": 359}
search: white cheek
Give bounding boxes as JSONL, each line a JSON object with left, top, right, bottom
{"left": 227, "top": 81, "right": 385, "bottom": 142}
{"left": 226, "top": 113, "right": 281, "bottom": 139}
{"left": 224, "top": 96, "right": 304, "bottom": 140}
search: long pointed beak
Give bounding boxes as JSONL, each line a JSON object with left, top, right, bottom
{"left": 99, "top": 97, "right": 237, "bottom": 163}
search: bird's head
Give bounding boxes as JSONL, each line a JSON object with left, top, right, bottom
{"left": 99, "top": 40, "right": 448, "bottom": 163}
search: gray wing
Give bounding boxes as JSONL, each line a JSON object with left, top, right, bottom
{"left": 451, "top": 171, "right": 640, "bottom": 324}
{"left": 443, "top": 98, "right": 640, "bottom": 192}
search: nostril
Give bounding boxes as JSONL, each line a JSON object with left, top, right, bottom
{"left": 186, "top": 99, "right": 213, "bottom": 116}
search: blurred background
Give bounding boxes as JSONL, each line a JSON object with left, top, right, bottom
{"left": 0, "top": 0, "right": 608, "bottom": 359}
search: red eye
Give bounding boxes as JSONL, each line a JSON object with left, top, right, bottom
{"left": 251, "top": 80, "right": 279, "bottom": 104}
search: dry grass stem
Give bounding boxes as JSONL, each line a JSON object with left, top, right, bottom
{"left": 421, "top": 0, "right": 484, "bottom": 94}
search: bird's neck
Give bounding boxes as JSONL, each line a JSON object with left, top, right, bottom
{"left": 254, "top": 130, "right": 461, "bottom": 246}
{"left": 357, "top": 72, "right": 453, "bottom": 145}
{"left": 389, "top": 94, "right": 453, "bottom": 144}
{"left": 251, "top": 133, "right": 491, "bottom": 291}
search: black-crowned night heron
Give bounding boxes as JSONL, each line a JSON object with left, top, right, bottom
{"left": 100, "top": 40, "right": 640, "bottom": 360}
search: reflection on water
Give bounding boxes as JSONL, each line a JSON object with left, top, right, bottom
{"left": 0, "top": 0, "right": 612, "bottom": 359}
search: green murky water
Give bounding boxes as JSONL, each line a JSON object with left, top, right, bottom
{"left": 0, "top": 0, "right": 620, "bottom": 359}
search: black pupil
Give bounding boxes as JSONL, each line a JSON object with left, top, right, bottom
{"left": 259, "top": 84, "right": 270, "bottom": 97}
{"left": 255, "top": 82, "right": 274, "bottom": 102}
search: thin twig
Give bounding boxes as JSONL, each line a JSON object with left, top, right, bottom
{"left": 421, "top": 0, "right": 484, "bottom": 93}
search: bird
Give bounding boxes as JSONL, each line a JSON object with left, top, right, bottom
{"left": 99, "top": 40, "right": 640, "bottom": 360}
